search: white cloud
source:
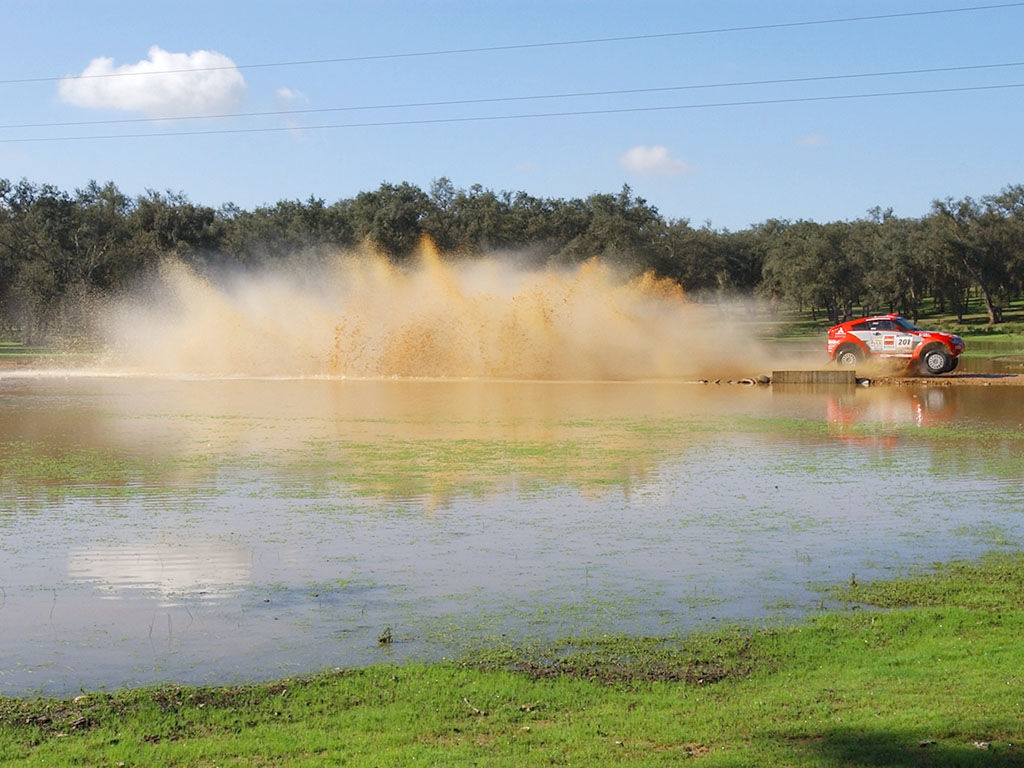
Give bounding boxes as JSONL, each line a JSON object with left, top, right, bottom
{"left": 618, "top": 145, "right": 692, "bottom": 177}
{"left": 274, "top": 87, "right": 310, "bottom": 134}
{"left": 59, "top": 45, "right": 246, "bottom": 117}
{"left": 275, "top": 87, "right": 308, "bottom": 107}
{"left": 797, "top": 134, "right": 826, "bottom": 146}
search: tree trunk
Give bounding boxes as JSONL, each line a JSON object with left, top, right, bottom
{"left": 979, "top": 284, "right": 1002, "bottom": 325}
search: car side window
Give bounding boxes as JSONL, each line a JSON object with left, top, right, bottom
{"left": 851, "top": 321, "right": 869, "bottom": 331}
{"left": 867, "top": 320, "right": 896, "bottom": 331}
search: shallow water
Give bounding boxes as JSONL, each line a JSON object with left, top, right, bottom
{"left": 1, "top": 374, "right": 1023, "bottom": 695}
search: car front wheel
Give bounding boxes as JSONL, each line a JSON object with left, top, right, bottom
{"left": 921, "top": 348, "right": 951, "bottom": 376}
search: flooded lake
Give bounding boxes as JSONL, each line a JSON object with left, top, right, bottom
{"left": 2, "top": 374, "right": 1023, "bottom": 695}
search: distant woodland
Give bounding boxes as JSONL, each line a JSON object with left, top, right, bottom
{"left": 2, "top": 176, "right": 1023, "bottom": 342}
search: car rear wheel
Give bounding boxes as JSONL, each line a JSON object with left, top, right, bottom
{"left": 921, "top": 347, "right": 951, "bottom": 376}
{"left": 835, "top": 346, "right": 862, "bottom": 367}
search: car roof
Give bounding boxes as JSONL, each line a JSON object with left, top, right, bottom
{"left": 830, "top": 314, "right": 901, "bottom": 330}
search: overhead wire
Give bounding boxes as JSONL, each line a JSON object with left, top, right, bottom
{"left": 2, "top": 2, "right": 1023, "bottom": 85}
{"left": 2, "top": 60, "right": 1022, "bottom": 131}
{"left": 3, "top": 82, "right": 1022, "bottom": 144}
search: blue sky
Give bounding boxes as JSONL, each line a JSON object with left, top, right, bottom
{"left": 3, "top": 1, "right": 1024, "bottom": 230}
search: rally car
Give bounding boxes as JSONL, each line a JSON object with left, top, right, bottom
{"left": 827, "top": 314, "right": 965, "bottom": 375}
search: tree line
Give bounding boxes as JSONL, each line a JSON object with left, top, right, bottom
{"left": 1, "top": 176, "right": 1023, "bottom": 342}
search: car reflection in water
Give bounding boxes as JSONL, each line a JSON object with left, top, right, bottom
{"left": 67, "top": 542, "right": 252, "bottom": 605}
{"left": 826, "top": 386, "right": 958, "bottom": 442}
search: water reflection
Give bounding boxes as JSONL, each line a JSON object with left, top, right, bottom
{"left": 0, "top": 376, "right": 770, "bottom": 504}
{"left": 826, "top": 386, "right": 958, "bottom": 432}
{"left": 67, "top": 543, "right": 252, "bottom": 603}
{"left": 1, "top": 375, "right": 1023, "bottom": 694}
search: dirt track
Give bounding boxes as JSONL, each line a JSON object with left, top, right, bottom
{"left": 872, "top": 373, "right": 1024, "bottom": 386}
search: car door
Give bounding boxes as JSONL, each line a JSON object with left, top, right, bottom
{"left": 891, "top": 329, "right": 919, "bottom": 357}
{"left": 891, "top": 319, "right": 922, "bottom": 357}
{"left": 864, "top": 319, "right": 896, "bottom": 354}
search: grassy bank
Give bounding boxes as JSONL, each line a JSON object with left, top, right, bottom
{"left": 0, "top": 341, "right": 47, "bottom": 359}
{"left": 2, "top": 553, "right": 1022, "bottom": 766}
{"left": 0, "top": 341, "right": 99, "bottom": 370}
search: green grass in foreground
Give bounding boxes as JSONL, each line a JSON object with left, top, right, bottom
{"left": 2, "top": 554, "right": 1023, "bottom": 766}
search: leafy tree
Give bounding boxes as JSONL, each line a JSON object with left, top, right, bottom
{"left": 856, "top": 210, "right": 929, "bottom": 321}
{"left": 3, "top": 173, "right": 1024, "bottom": 340}
{"left": 762, "top": 220, "right": 865, "bottom": 322}
{"left": 0, "top": 181, "right": 80, "bottom": 339}
{"left": 554, "top": 185, "right": 665, "bottom": 270}
{"left": 659, "top": 222, "right": 764, "bottom": 297}
{"left": 129, "top": 190, "right": 221, "bottom": 269}
{"left": 929, "top": 192, "right": 1020, "bottom": 324}
{"left": 0, "top": 179, "right": 18, "bottom": 330}
{"left": 448, "top": 184, "right": 515, "bottom": 252}
{"left": 219, "top": 196, "right": 355, "bottom": 264}
{"left": 70, "top": 181, "right": 134, "bottom": 290}
{"left": 422, "top": 177, "right": 459, "bottom": 252}
{"left": 349, "top": 182, "right": 431, "bottom": 259}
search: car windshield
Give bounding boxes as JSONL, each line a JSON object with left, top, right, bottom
{"left": 894, "top": 318, "right": 921, "bottom": 332}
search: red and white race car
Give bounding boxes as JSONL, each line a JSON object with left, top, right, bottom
{"left": 827, "top": 314, "right": 965, "bottom": 375}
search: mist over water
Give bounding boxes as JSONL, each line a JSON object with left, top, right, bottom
{"left": 102, "top": 243, "right": 773, "bottom": 380}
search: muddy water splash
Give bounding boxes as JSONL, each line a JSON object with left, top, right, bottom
{"left": 104, "top": 243, "right": 771, "bottom": 379}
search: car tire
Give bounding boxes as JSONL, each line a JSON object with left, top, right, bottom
{"left": 835, "top": 345, "right": 862, "bottom": 367}
{"left": 921, "top": 347, "right": 951, "bottom": 376}
{"left": 945, "top": 356, "right": 959, "bottom": 373}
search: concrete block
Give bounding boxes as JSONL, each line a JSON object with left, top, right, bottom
{"left": 771, "top": 370, "right": 856, "bottom": 386}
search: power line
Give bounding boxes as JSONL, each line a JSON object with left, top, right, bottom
{"left": 3, "top": 60, "right": 1022, "bottom": 130}
{"left": 2, "top": 82, "right": 1020, "bottom": 144}
{"left": 4, "top": 2, "right": 1023, "bottom": 85}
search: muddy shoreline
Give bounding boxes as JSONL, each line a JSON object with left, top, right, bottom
{"left": 870, "top": 373, "right": 1024, "bottom": 386}
{"left": 4, "top": 363, "right": 1024, "bottom": 386}
{"left": 3, "top": 353, "right": 1024, "bottom": 385}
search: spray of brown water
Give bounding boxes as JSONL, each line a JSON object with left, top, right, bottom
{"left": 102, "top": 241, "right": 774, "bottom": 380}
